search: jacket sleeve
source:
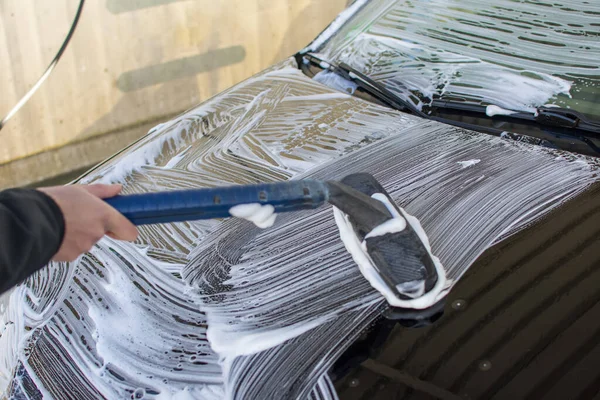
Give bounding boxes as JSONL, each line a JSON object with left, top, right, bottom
{"left": 0, "top": 189, "right": 65, "bottom": 294}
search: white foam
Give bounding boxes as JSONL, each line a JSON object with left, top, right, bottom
{"left": 312, "top": 70, "right": 358, "bottom": 95}
{"left": 395, "top": 280, "right": 426, "bottom": 299}
{"left": 283, "top": 92, "right": 351, "bottom": 101}
{"left": 333, "top": 193, "right": 449, "bottom": 309}
{"left": 207, "top": 315, "right": 331, "bottom": 359}
{"left": 364, "top": 217, "right": 406, "bottom": 239}
{"left": 486, "top": 105, "right": 517, "bottom": 117}
{"left": 229, "top": 203, "right": 277, "bottom": 229}
{"left": 155, "top": 385, "right": 224, "bottom": 400}
{"left": 317, "top": 4, "right": 586, "bottom": 114}
{"left": 457, "top": 159, "right": 481, "bottom": 168}
{"left": 4, "top": 53, "right": 599, "bottom": 399}
{"left": 161, "top": 146, "right": 191, "bottom": 169}
{"left": 0, "top": 288, "right": 26, "bottom": 393}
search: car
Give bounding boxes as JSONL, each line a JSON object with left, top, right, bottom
{"left": 1, "top": 0, "right": 599, "bottom": 399}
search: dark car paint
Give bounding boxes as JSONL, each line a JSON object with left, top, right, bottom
{"left": 335, "top": 183, "right": 600, "bottom": 399}
{"left": 5, "top": 58, "right": 598, "bottom": 399}
{"left": 3, "top": 0, "right": 600, "bottom": 397}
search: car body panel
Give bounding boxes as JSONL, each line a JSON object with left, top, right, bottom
{"left": 336, "top": 184, "right": 600, "bottom": 399}
{"left": 2, "top": 58, "right": 598, "bottom": 399}
{"left": 1, "top": 1, "right": 600, "bottom": 399}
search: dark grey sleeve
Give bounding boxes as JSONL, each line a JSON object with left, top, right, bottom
{"left": 0, "top": 189, "right": 65, "bottom": 294}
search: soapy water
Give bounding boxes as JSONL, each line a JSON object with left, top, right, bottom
{"left": 364, "top": 216, "right": 406, "bottom": 239}
{"left": 457, "top": 159, "right": 481, "bottom": 169}
{"left": 333, "top": 193, "right": 448, "bottom": 309}
{"left": 0, "top": 59, "right": 417, "bottom": 399}
{"left": 1, "top": 56, "right": 599, "bottom": 399}
{"left": 182, "top": 121, "right": 598, "bottom": 397}
{"left": 485, "top": 105, "right": 517, "bottom": 118}
{"left": 313, "top": 0, "right": 599, "bottom": 116}
{"left": 312, "top": 70, "right": 358, "bottom": 95}
{"left": 229, "top": 204, "right": 277, "bottom": 229}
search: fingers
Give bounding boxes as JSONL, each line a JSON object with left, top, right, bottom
{"left": 45, "top": 183, "right": 138, "bottom": 263}
{"left": 105, "top": 206, "right": 138, "bottom": 241}
{"left": 52, "top": 250, "right": 81, "bottom": 262}
{"left": 86, "top": 184, "right": 138, "bottom": 241}
{"left": 82, "top": 184, "right": 123, "bottom": 199}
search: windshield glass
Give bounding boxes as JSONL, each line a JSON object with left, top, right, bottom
{"left": 312, "top": 0, "right": 600, "bottom": 119}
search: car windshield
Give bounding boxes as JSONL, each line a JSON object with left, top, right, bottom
{"left": 308, "top": 0, "right": 599, "bottom": 119}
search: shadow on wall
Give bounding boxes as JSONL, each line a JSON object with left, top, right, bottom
{"left": 79, "top": 0, "right": 350, "bottom": 157}
{"left": 116, "top": 46, "right": 246, "bottom": 93}
{"left": 77, "top": 76, "right": 199, "bottom": 145}
{"left": 78, "top": 0, "right": 249, "bottom": 144}
{"left": 106, "top": 0, "right": 190, "bottom": 14}
{"left": 78, "top": 46, "right": 246, "bottom": 142}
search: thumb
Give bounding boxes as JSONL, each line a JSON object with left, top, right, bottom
{"left": 82, "top": 184, "right": 123, "bottom": 199}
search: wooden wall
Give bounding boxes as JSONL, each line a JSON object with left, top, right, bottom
{"left": 0, "top": 0, "right": 347, "bottom": 188}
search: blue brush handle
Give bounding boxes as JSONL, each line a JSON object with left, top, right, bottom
{"left": 105, "top": 180, "right": 330, "bottom": 225}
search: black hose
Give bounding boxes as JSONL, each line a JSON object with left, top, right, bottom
{"left": 0, "top": 0, "right": 85, "bottom": 131}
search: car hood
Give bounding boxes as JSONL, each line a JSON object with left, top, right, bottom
{"left": 1, "top": 58, "right": 599, "bottom": 399}
{"left": 336, "top": 182, "right": 600, "bottom": 399}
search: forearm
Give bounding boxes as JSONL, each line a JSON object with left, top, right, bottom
{"left": 0, "top": 189, "right": 65, "bottom": 294}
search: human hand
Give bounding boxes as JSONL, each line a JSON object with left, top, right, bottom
{"left": 38, "top": 184, "right": 138, "bottom": 261}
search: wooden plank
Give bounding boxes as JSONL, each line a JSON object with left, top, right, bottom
{"left": 0, "top": 0, "right": 347, "bottom": 187}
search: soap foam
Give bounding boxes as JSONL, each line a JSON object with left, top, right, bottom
{"left": 333, "top": 193, "right": 449, "bottom": 309}
{"left": 457, "top": 159, "right": 481, "bottom": 168}
{"left": 229, "top": 203, "right": 277, "bottom": 229}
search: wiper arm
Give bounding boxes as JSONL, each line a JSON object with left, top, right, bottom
{"left": 431, "top": 100, "right": 600, "bottom": 135}
{"left": 300, "top": 52, "right": 600, "bottom": 155}
{"left": 536, "top": 107, "right": 600, "bottom": 133}
{"left": 302, "top": 53, "right": 427, "bottom": 118}
{"left": 302, "top": 53, "right": 510, "bottom": 135}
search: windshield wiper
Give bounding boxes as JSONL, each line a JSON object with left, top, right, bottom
{"left": 430, "top": 100, "right": 600, "bottom": 154}
{"left": 302, "top": 54, "right": 512, "bottom": 136}
{"left": 430, "top": 100, "right": 600, "bottom": 136}
{"left": 299, "top": 52, "right": 600, "bottom": 154}
{"left": 301, "top": 53, "right": 428, "bottom": 118}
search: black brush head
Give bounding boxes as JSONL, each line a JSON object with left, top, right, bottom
{"left": 328, "top": 173, "right": 439, "bottom": 302}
